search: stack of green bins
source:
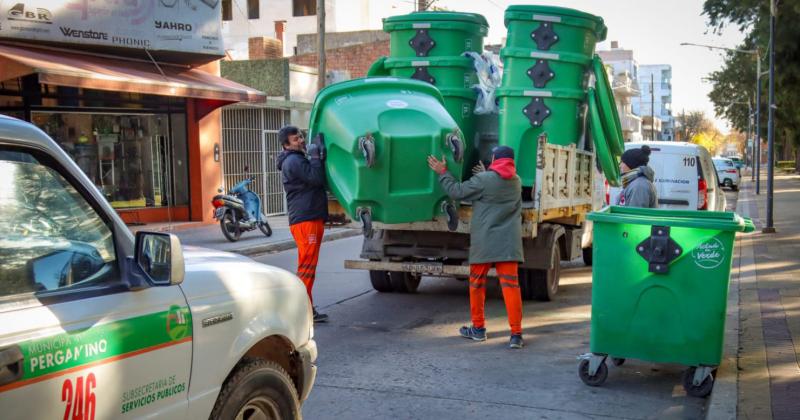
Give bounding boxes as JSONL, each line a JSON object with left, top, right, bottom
{"left": 381, "top": 11, "right": 489, "bottom": 176}
{"left": 308, "top": 77, "right": 466, "bottom": 226}
{"left": 498, "top": 5, "right": 607, "bottom": 188}
{"left": 580, "top": 206, "right": 755, "bottom": 397}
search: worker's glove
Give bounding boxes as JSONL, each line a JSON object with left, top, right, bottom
{"left": 307, "top": 143, "right": 322, "bottom": 160}
{"left": 472, "top": 161, "right": 486, "bottom": 175}
{"left": 312, "top": 133, "right": 327, "bottom": 161}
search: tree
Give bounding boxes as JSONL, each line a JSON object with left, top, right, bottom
{"left": 676, "top": 110, "right": 715, "bottom": 141}
{"left": 703, "top": 0, "right": 800, "bottom": 169}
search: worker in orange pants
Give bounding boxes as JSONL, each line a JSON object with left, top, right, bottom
{"left": 277, "top": 125, "right": 329, "bottom": 322}
{"left": 428, "top": 145, "right": 524, "bottom": 348}
{"left": 468, "top": 262, "right": 523, "bottom": 339}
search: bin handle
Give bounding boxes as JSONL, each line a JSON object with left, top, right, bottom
{"left": 446, "top": 133, "right": 464, "bottom": 163}
{"left": 358, "top": 134, "right": 376, "bottom": 168}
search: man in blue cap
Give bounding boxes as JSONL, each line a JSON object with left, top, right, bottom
{"left": 427, "top": 146, "right": 525, "bottom": 349}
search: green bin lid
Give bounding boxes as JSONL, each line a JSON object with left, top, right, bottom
{"left": 438, "top": 87, "right": 478, "bottom": 99}
{"left": 592, "top": 55, "right": 624, "bottom": 156}
{"left": 588, "top": 206, "right": 756, "bottom": 233}
{"left": 504, "top": 5, "right": 606, "bottom": 40}
{"left": 383, "top": 56, "right": 475, "bottom": 69}
{"left": 588, "top": 87, "right": 621, "bottom": 186}
{"left": 384, "top": 11, "right": 489, "bottom": 33}
{"left": 495, "top": 86, "right": 586, "bottom": 100}
{"left": 500, "top": 47, "right": 592, "bottom": 65}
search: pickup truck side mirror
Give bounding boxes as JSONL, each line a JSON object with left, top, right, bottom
{"left": 134, "top": 232, "right": 184, "bottom": 286}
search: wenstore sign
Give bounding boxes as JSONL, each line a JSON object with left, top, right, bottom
{"left": 0, "top": 0, "right": 223, "bottom": 56}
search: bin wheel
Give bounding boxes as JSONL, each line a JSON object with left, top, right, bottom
{"left": 682, "top": 367, "right": 715, "bottom": 398}
{"left": 530, "top": 244, "right": 561, "bottom": 301}
{"left": 578, "top": 359, "right": 608, "bottom": 387}
{"left": 389, "top": 271, "right": 421, "bottom": 293}
{"left": 611, "top": 358, "right": 625, "bottom": 367}
{"left": 369, "top": 270, "right": 393, "bottom": 293}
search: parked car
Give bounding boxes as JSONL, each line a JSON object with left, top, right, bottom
{"left": 713, "top": 157, "right": 740, "bottom": 191}
{"left": 0, "top": 115, "right": 316, "bottom": 419}
{"left": 610, "top": 141, "right": 726, "bottom": 211}
{"left": 727, "top": 155, "right": 745, "bottom": 173}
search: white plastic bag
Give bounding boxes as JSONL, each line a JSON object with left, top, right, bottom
{"left": 465, "top": 52, "right": 502, "bottom": 114}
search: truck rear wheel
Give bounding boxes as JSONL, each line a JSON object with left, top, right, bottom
{"left": 369, "top": 270, "right": 393, "bottom": 293}
{"left": 389, "top": 271, "right": 421, "bottom": 293}
{"left": 530, "top": 244, "right": 561, "bottom": 301}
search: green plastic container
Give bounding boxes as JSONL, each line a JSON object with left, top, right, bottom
{"left": 383, "top": 56, "right": 477, "bottom": 89}
{"left": 366, "top": 56, "right": 390, "bottom": 77}
{"left": 440, "top": 87, "right": 478, "bottom": 172}
{"left": 384, "top": 11, "right": 489, "bottom": 58}
{"left": 496, "top": 86, "right": 585, "bottom": 186}
{"left": 500, "top": 47, "right": 591, "bottom": 90}
{"left": 587, "top": 87, "right": 621, "bottom": 186}
{"left": 504, "top": 5, "right": 606, "bottom": 58}
{"left": 309, "top": 77, "right": 466, "bottom": 224}
{"left": 587, "top": 206, "right": 755, "bottom": 367}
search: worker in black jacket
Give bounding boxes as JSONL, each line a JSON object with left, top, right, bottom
{"left": 276, "top": 125, "right": 329, "bottom": 322}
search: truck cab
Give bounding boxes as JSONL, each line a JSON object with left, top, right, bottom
{"left": 0, "top": 115, "right": 316, "bottom": 419}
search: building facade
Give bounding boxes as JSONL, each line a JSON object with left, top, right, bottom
{"left": 221, "top": 0, "right": 414, "bottom": 59}
{"left": 598, "top": 43, "right": 642, "bottom": 142}
{"left": 635, "top": 64, "right": 674, "bottom": 141}
{"left": 0, "top": 0, "right": 264, "bottom": 224}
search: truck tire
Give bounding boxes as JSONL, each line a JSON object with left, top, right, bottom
{"left": 582, "top": 246, "right": 593, "bottom": 266}
{"left": 389, "top": 271, "right": 421, "bottom": 293}
{"left": 210, "top": 358, "right": 300, "bottom": 420}
{"left": 369, "top": 270, "right": 393, "bottom": 293}
{"left": 530, "top": 244, "right": 561, "bottom": 301}
{"left": 518, "top": 268, "right": 536, "bottom": 301}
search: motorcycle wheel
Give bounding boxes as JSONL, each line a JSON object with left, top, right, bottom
{"left": 258, "top": 221, "right": 273, "bottom": 237}
{"left": 220, "top": 212, "right": 241, "bottom": 242}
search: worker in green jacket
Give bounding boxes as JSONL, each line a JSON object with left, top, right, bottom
{"left": 427, "top": 146, "right": 525, "bottom": 349}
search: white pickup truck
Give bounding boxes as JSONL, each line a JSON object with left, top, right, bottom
{"left": 0, "top": 115, "right": 316, "bottom": 419}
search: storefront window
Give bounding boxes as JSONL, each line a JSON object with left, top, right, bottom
{"left": 30, "top": 112, "right": 188, "bottom": 209}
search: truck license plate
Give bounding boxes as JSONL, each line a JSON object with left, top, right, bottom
{"left": 401, "top": 262, "right": 443, "bottom": 274}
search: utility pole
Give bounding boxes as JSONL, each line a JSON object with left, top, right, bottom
{"left": 317, "top": 0, "right": 326, "bottom": 91}
{"left": 417, "top": 0, "right": 428, "bottom": 11}
{"left": 650, "top": 73, "right": 655, "bottom": 141}
{"left": 763, "top": 0, "right": 776, "bottom": 233}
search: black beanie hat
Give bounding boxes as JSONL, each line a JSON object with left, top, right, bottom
{"left": 621, "top": 145, "right": 651, "bottom": 169}
{"left": 278, "top": 125, "right": 300, "bottom": 146}
{"left": 492, "top": 146, "right": 515, "bottom": 161}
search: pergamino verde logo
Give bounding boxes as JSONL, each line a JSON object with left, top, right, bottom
{"left": 692, "top": 237, "right": 725, "bottom": 269}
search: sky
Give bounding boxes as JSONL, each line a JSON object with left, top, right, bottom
{"left": 417, "top": 0, "right": 749, "bottom": 133}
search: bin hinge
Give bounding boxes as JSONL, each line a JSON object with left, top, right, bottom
{"left": 411, "top": 66, "right": 436, "bottom": 85}
{"left": 522, "top": 97, "right": 550, "bottom": 127}
{"left": 530, "top": 22, "right": 559, "bottom": 51}
{"left": 527, "top": 59, "right": 555, "bottom": 88}
{"left": 636, "top": 226, "right": 683, "bottom": 274}
{"left": 409, "top": 29, "right": 435, "bottom": 57}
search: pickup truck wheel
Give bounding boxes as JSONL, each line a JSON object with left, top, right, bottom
{"left": 530, "top": 244, "right": 561, "bottom": 301}
{"left": 389, "top": 271, "right": 421, "bottom": 293}
{"left": 369, "top": 270, "right": 393, "bottom": 293}
{"left": 210, "top": 358, "right": 299, "bottom": 420}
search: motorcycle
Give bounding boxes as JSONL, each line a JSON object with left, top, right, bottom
{"left": 211, "top": 170, "right": 272, "bottom": 242}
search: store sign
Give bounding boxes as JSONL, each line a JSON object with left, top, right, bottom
{"left": 0, "top": 0, "right": 223, "bottom": 56}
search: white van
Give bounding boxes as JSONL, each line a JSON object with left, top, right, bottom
{"left": 609, "top": 141, "right": 726, "bottom": 211}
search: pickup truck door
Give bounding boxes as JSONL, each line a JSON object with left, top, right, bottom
{"left": 0, "top": 147, "right": 192, "bottom": 419}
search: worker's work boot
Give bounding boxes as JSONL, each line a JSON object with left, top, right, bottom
{"left": 509, "top": 334, "right": 524, "bottom": 349}
{"left": 313, "top": 307, "right": 329, "bottom": 323}
{"left": 459, "top": 325, "right": 487, "bottom": 341}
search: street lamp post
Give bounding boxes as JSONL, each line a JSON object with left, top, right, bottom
{"left": 763, "top": 0, "right": 777, "bottom": 233}
{"left": 679, "top": 42, "right": 763, "bottom": 191}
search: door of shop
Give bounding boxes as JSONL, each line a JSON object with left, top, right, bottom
{"left": 221, "top": 107, "right": 288, "bottom": 215}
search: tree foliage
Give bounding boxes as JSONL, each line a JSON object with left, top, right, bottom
{"left": 702, "top": 0, "right": 800, "bottom": 158}
{"left": 675, "top": 110, "right": 715, "bottom": 141}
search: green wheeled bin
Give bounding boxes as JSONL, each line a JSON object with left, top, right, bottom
{"left": 383, "top": 11, "right": 488, "bottom": 58}
{"left": 383, "top": 56, "right": 478, "bottom": 89}
{"left": 309, "top": 77, "right": 466, "bottom": 227}
{"left": 504, "top": 5, "right": 606, "bottom": 56}
{"left": 496, "top": 86, "right": 586, "bottom": 187}
{"left": 500, "top": 47, "right": 592, "bottom": 90}
{"left": 579, "top": 206, "right": 755, "bottom": 397}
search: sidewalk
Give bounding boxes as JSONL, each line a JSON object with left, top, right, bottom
{"left": 709, "top": 170, "right": 800, "bottom": 419}
{"left": 129, "top": 215, "right": 360, "bottom": 256}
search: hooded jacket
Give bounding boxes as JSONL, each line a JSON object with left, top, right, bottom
{"left": 276, "top": 149, "right": 328, "bottom": 225}
{"left": 619, "top": 165, "right": 658, "bottom": 208}
{"left": 438, "top": 160, "right": 523, "bottom": 264}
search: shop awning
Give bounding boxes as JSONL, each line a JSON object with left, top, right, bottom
{"left": 0, "top": 44, "right": 266, "bottom": 103}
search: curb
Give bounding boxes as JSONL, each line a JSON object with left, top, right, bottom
{"left": 233, "top": 228, "right": 362, "bottom": 257}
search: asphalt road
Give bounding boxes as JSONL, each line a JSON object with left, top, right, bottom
{"left": 250, "top": 186, "right": 741, "bottom": 420}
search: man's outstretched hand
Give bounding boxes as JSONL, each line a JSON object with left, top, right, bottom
{"left": 427, "top": 155, "right": 447, "bottom": 175}
{"left": 472, "top": 161, "right": 486, "bottom": 175}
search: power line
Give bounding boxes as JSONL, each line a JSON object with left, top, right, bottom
{"left": 486, "top": 0, "right": 503, "bottom": 10}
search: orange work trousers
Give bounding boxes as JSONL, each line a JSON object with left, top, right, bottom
{"left": 469, "top": 262, "right": 523, "bottom": 335}
{"left": 290, "top": 219, "right": 325, "bottom": 304}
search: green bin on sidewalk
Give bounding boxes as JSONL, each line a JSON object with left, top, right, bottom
{"left": 580, "top": 206, "right": 755, "bottom": 397}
